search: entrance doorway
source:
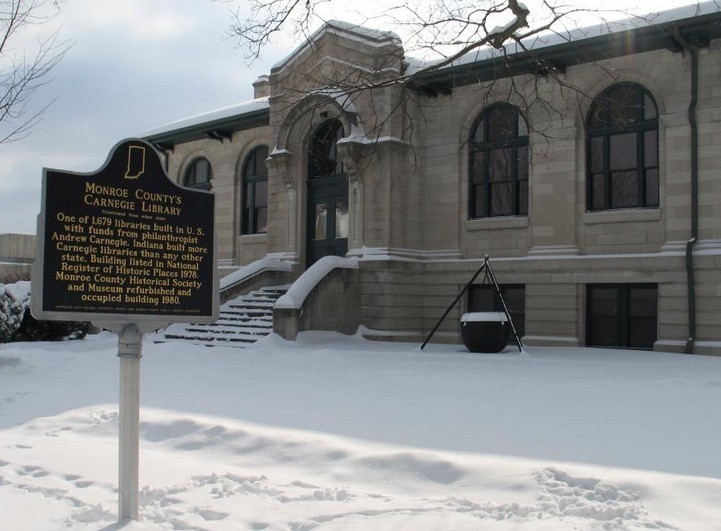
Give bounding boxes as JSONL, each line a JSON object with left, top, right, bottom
{"left": 306, "top": 119, "right": 348, "bottom": 268}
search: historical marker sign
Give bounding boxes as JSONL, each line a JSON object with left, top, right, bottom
{"left": 32, "top": 138, "right": 219, "bottom": 522}
{"left": 32, "top": 138, "right": 218, "bottom": 324}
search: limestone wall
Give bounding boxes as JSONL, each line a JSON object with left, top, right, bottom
{"left": 0, "top": 234, "right": 35, "bottom": 281}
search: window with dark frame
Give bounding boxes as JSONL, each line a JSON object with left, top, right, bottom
{"left": 241, "top": 146, "right": 269, "bottom": 235}
{"left": 184, "top": 157, "right": 212, "bottom": 190}
{"left": 468, "top": 284, "right": 526, "bottom": 340}
{"left": 587, "top": 83, "right": 659, "bottom": 211}
{"left": 469, "top": 104, "right": 529, "bottom": 219}
{"left": 587, "top": 284, "right": 658, "bottom": 350}
{"left": 308, "top": 119, "right": 344, "bottom": 178}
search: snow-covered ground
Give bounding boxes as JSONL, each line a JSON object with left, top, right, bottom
{"left": 1, "top": 331, "right": 721, "bottom": 530}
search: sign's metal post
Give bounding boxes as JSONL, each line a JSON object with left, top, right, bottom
{"left": 32, "top": 139, "right": 219, "bottom": 523}
{"left": 118, "top": 323, "right": 142, "bottom": 521}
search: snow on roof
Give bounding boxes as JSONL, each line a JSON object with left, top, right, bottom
{"left": 141, "top": 97, "right": 269, "bottom": 139}
{"left": 405, "top": 1, "right": 720, "bottom": 75}
{"left": 140, "top": 3, "right": 718, "bottom": 141}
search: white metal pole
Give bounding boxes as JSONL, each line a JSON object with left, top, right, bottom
{"left": 118, "top": 323, "right": 142, "bottom": 521}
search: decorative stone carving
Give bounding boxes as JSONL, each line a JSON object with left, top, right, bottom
{"left": 336, "top": 138, "right": 371, "bottom": 183}
{"left": 266, "top": 149, "right": 294, "bottom": 190}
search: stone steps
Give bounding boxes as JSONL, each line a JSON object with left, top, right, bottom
{"left": 156, "top": 285, "right": 288, "bottom": 347}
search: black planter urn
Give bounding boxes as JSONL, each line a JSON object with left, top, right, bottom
{"left": 460, "top": 312, "right": 509, "bottom": 353}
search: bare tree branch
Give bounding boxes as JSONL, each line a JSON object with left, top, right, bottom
{"left": 221, "top": 0, "right": 708, "bottom": 160}
{"left": 0, "top": 0, "right": 69, "bottom": 145}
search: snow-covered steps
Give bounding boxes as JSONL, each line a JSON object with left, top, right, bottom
{"left": 156, "top": 286, "right": 288, "bottom": 347}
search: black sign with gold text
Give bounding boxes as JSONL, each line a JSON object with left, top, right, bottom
{"left": 33, "top": 139, "right": 217, "bottom": 321}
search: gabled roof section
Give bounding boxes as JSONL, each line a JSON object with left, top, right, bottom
{"left": 270, "top": 19, "right": 402, "bottom": 75}
{"left": 408, "top": 2, "right": 721, "bottom": 95}
{"left": 142, "top": 97, "right": 270, "bottom": 148}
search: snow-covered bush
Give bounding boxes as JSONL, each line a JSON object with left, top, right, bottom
{"left": 0, "top": 281, "right": 31, "bottom": 342}
{"left": 15, "top": 311, "right": 89, "bottom": 342}
{"left": 0, "top": 281, "right": 88, "bottom": 342}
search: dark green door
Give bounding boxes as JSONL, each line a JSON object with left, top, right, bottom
{"left": 306, "top": 174, "right": 348, "bottom": 267}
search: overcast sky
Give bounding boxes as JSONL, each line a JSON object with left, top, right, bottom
{"left": 0, "top": 0, "right": 700, "bottom": 235}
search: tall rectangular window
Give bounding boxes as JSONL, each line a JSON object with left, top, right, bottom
{"left": 586, "top": 83, "right": 659, "bottom": 211}
{"left": 241, "top": 146, "right": 269, "bottom": 235}
{"left": 469, "top": 104, "right": 529, "bottom": 219}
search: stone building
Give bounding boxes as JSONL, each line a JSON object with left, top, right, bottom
{"left": 144, "top": 4, "right": 721, "bottom": 354}
{"left": 0, "top": 233, "right": 35, "bottom": 282}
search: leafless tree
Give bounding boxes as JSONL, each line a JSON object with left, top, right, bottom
{"left": 222, "top": 2, "right": 640, "bottom": 114}
{"left": 0, "top": 0, "right": 69, "bottom": 145}
{"left": 221, "top": 0, "right": 711, "bottom": 160}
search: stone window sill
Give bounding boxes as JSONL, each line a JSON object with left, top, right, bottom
{"left": 583, "top": 208, "right": 660, "bottom": 225}
{"left": 465, "top": 216, "right": 529, "bottom": 231}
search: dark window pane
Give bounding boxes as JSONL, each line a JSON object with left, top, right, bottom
{"left": 645, "top": 169, "right": 659, "bottom": 207}
{"left": 590, "top": 316, "right": 620, "bottom": 346}
{"left": 185, "top": 158, "right": 212, "bottom": 189}
{"left": 588, "top": 284, "right": 657, "bottom": 349}
{"left": 242, "top": 147, "right": 269, "bottom": 234}
{"left": 591, "top": 173, "right": 605, "bottom": 210}
{"left": 469, "top": 285, "right": 525, "bottom": 340}
{"left": 590, "top": 288, "right": 618, "bottom": 315}
{"left": 309, "top": 120, "right": 343, "bottom": 178}
{"left": 471, "top": 152, "right": 486, "bottom": 185}
{"left": 611, "top": 171, "right": 639, "bottom": 208}
{"left": 517, "top": 146, "right": 528, "bottom": 180}
{"left": 470, "top": 105, "right": 527, "bottom": 219}
{"left": 590, "top": 137, "right": 604, "bottom": 173}
{"left": 256, "top": 207, "right": 268, "bottom": 234}
{"left": 629, "top": 286, "right": 657, "bottom": 317}
{"left": 489, "top": 148, "right": 511, "bottom": 182}
{"left": 588, "top": 101, "right": 606, "bottom": 128}
{"left": 314, "top": 204, "right": 327, "bottom": 240}
{"left": 629, "top": 317, "right": 656, "bottom": 349}
{"left": 644, "top": 130, "right": 658, "bottom": 167}
{"left": 255, "top": 180, "right": 267, "bottom": 207}
{"left": 244, "top": 182, "right": 253, "bottom": 208}
{"left": 488, "top": 106, "right": 516, "bottom": 141}
{"left": 473, "top": 186, "right": 485, "bottom": 218}
{"left": 589, "top": 286, "right": 621, "bottom": 347}
{"left": 469, "top": 287, "right": 494, "bottom": 311}
{"left": 628, "top": 286, "right": 657, "bottom": 349}
{"left": 644, "top": 94, "right": 657, "bottom": 120}
{"left": 490, "top": 182, "right": 513, "bottom": 216}
{"left": 503, "top": 287, "right": 524, "bottom": 314}
{"left": 609, "top": 85, "right": 640, "bottom": 126}
{"left": 196, "top": 159, "right": 210, "bottom": 184}
{"left": 610, "top": 133, "right": 637, "bottom": 170}
{"left": 247, "top": 151, "right": 257, "bottom": 176}
{"left": 587, "top": 84, "right": 659, "bottom": 213}
{"left": 518, "top": 180, "right": 528, "bottom": 216}
{"left": 335, "top": 201, "right": 349, "bottom": 239}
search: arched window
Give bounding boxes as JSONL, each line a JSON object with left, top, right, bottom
{"left": 241, "top": 146, "right": 268, "bottom": 235}
{"left": 308, "top": 119, "right": 344, "bottom": 178}
{"left": 469, "top": 104, "right": 529, "bottom": 218}
{"left": 587, "top": 83, "right": 659, "bottom": 211}
{"left": 184, "top": 157, "right": 212, "bottom": 190}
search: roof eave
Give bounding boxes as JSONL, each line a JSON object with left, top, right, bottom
{"left": 143, "top": 108, "right": 270, "bottom": 148}
{"left": 409, "top": 11, "right": 721, "bottom": 94}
